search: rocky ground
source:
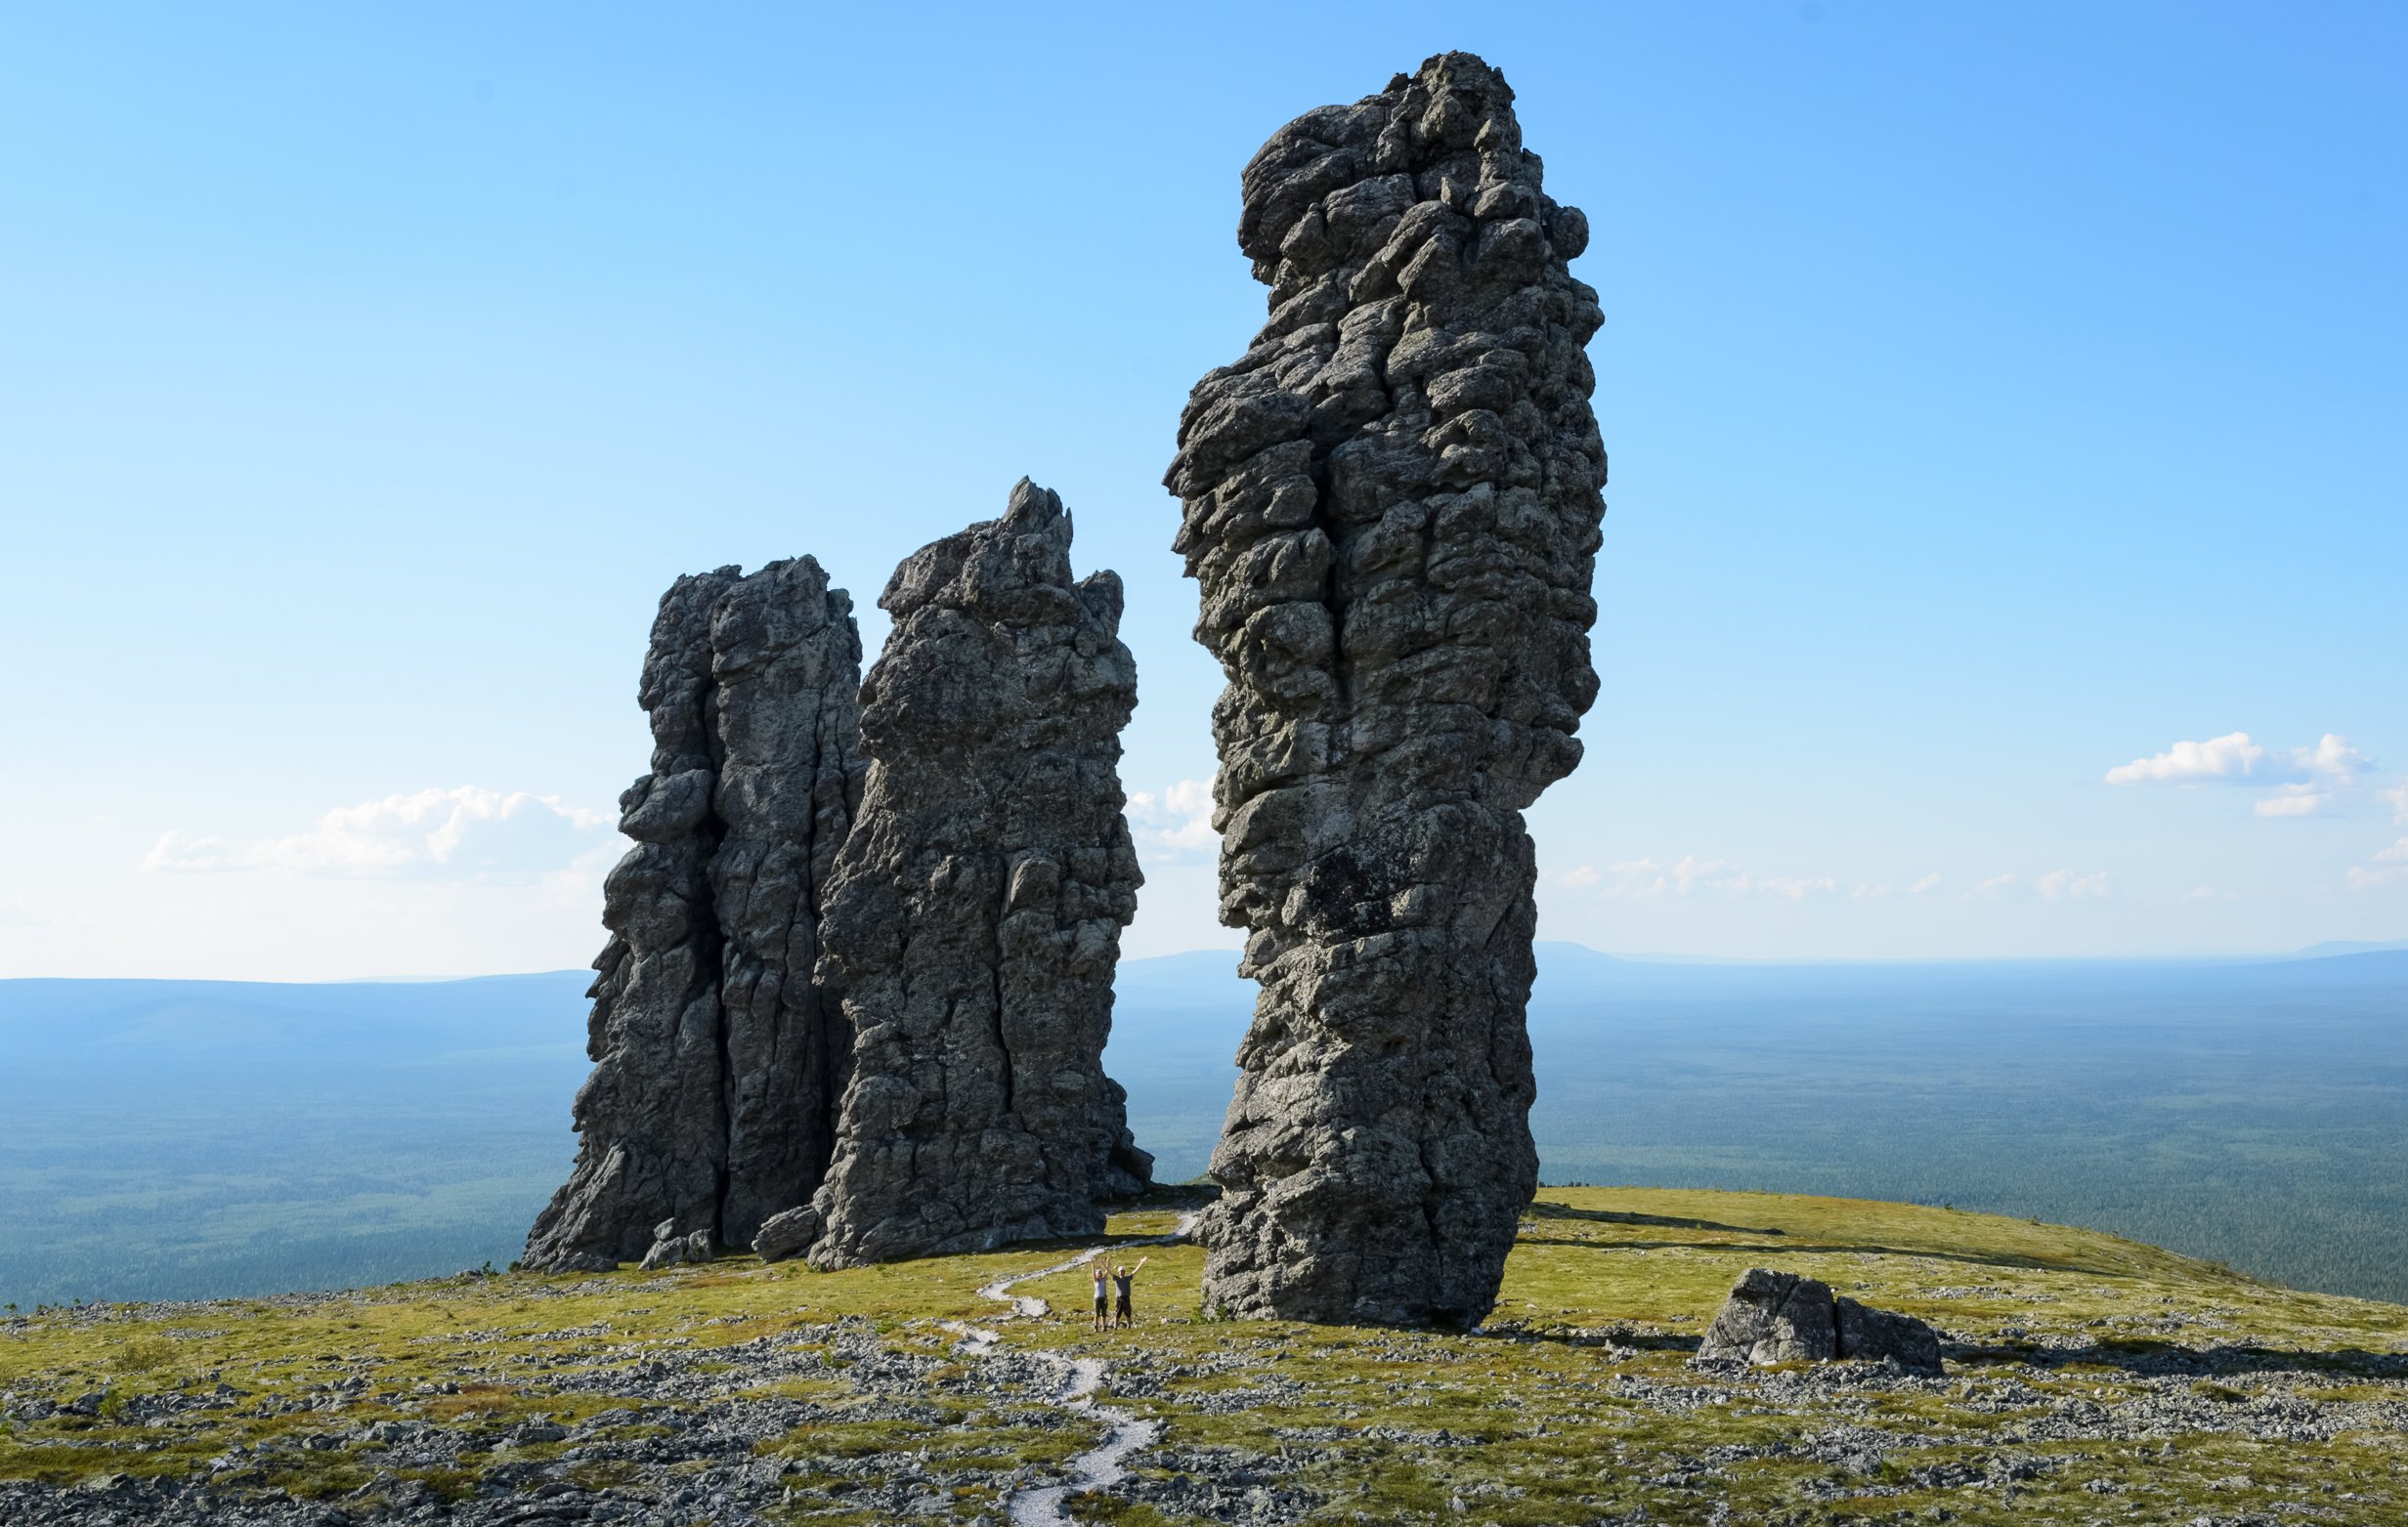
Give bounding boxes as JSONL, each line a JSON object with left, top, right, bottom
{"left": 4, "top": 1189, "right": 2405, "bottom": 1525}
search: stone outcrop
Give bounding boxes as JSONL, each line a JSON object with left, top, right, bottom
{"left": 1165, "top": 52, "right": 1605, "bottom": 1325}
{"left": 1698, "top": 1268, "right": 1945, "bottom": 1374}
{"left": 798, "top": 480, "right": 1152, "bottom": 1268}
{"left": 523, "top": 558, "right": 865, "bottom": 1271}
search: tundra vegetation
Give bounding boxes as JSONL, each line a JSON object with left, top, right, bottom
{"left": 5, "top": 1188, "right": 2404, "bottom": 1524}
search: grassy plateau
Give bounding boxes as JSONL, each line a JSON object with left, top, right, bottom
{"left": 4, "top": 1187, "right": 2404, "bottom": 1525}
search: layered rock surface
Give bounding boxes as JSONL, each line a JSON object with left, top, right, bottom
{"left": 799, "top": 480, "right": 1152, "bottom": 1268}
{"left": 524, "top": 558, "right": 865, "bottom": 1271}
{"left": 1165, "top": 52, "right": 1606, "bottom": 1324}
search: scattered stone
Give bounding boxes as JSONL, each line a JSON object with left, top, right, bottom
{"left": 1166, "top": 51, "right": 1606, "bottom": 1326}
{"left": 805, "top": 481, "right": 1152, "bottom": 1267}
{"left": 1698, "top": 1268, "right": 1943, "bottom": 1374}
{"left": 524, "top": 557, "right": 866, "bottom": 1270}
{"left": 637, "top": 1222, "right": 715, "bottom": 1272}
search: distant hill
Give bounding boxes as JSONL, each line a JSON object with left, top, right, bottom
{"left": 2282, "top": 937, "right": 2408, "bottom": 958}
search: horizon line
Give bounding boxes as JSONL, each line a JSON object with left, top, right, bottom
{"left": 4, "top": 938, "right": 2402, "bottom": 987}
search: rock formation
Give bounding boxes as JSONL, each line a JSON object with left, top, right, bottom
{"left": 1698, "top": 1268, "right": 1945, "bottom": 1374}
{"left": 796, "top": 479, "right": 1152, "bottom": 1268}
{"left": 523, "top": 558, "right": 865, "bottom": 1271}
{"left": 1165, "top": 52, "right": 1606, "bottom": 1325}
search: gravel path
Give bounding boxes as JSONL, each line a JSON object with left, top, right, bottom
{"left": 939, "top": 1217, "right": 1197, "bottom": 1527}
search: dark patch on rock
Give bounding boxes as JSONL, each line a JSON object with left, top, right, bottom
{"left": 804, "top": 480, "right": 1151, "bottom": 1267}
{"left": 1165, "top": 51, "right": 1606, "bottom": 1326}
{"left": 524, "top": 557, "right": 866, "bottom": 1270}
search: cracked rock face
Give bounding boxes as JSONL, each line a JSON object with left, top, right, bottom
{"left": 524, "top": 557, "right": 865, "bottom": 1270}
{"left": 804, "top": 480, "right": 1152, "bottom": 1268}
{"left": 1165, "top": 52, "right": 1605, "bottom": 1326}
{"left": 1699, "top": 1268, "right": 1945, "bottom": 1374}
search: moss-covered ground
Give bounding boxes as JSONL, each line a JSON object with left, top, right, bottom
{"left": 4, "top": 1188, "right": 2403, "bottom": 1524}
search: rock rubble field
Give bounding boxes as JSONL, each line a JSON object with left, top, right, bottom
{"left": 6, "top": 1189, "right": 2405, "bottom": 1525}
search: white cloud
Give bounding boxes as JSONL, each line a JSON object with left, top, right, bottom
{"left": 1967, "top": 872, "right": 2017, "bottom": 899}
{"left": 1758, "top": 875, "right": 1839, "bottom": 900}
{"left": 1909, "top": 872, "right": 1942, "bottom": 896}
{"left": 1852, "top": 882, "right": 1892, "bottom": 900}
{"left": 2105, "top": 732, "right": 2270, "bottom": 785}
{"left": 1591, "top": 855, "right": 1836, "bottom": 901}
{"left": 2296, "top": 734, "right": 2372, "bottom": 784}
{"left": 2343, "top": 833, "right": 2408, "bottom": 891}
{"left": 2254, "top": 787, "right": 2329, "bottom": 818}
{"left": 141, "top": 830, "right": 236, "bottom": 873}
{"left": 1124, "top": 779, "right": 1217, "bottom": 861}
{"left": 2105, "top": 731, "right": 2371, "bottom": 789}
{"left": 2036, "top": 869, "right": 2110, "bottom": 900}
{"left": 144, "top": 787, "right": 612, "bottom": 881}
{"left": 2182, "top": 885, "right": 2236, "bottom": 902}
{"left": 2386, "top": 779, "right": 2408, "bottom": 826}
{"left": 1548, "top": 864, "right": 1603, "bottom": 890}
{"left": 2109, "top": 731, "right": 2382, "bottom": 829}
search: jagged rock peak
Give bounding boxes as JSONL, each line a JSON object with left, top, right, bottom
{"left": 523, "top": 556, "right": 865, "bottom": 1272}
{"left": 1167, "top": 52, "right": 1606, "bottom": 1326}
{"left": 796, "top": 479, "right": 1152, "bottom": 1269}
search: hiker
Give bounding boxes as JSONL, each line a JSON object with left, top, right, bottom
{"left": 1091, "top": 1261, "right": 1109, "bottom": 1332}
{"left": 1111, "top": 1255, "right": 1147, "bottom": 1328}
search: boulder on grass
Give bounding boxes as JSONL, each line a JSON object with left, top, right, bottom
{"left": 1698, "top": 1268, "right": 1941, "bottom": 1375}
{"left": 752, "top": 1206, "right": 823, "bottom": 1263}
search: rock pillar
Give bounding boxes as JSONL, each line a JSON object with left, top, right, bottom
{"left": 802, "top": 480, "right": 1152, "bottom": 1268}
{"left": 1165, "top": 53, "right": 1606, "bottom": 1324}
{"left": 524, "top": 557, "right": 864, "bottom": 1270}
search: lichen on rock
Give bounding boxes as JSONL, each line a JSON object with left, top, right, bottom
{"left": 1166, "top": 52, "right": 1606, "bottom": 1325}
{"left": 802, "top": 479, "right": 1152, "bottom": 1268}
{"left": 523, "top": 557, "right": 865, "bottom": 1271}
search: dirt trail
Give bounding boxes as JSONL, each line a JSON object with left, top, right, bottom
{"left": 936, "top": 1216, "right": 1197, "bottom": 1527}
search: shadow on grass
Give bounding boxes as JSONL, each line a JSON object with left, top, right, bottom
{"left": 1515, "top": 1234, "right": 2133, "bottom": 1280}
{"left": 1951, "top": 1338, "right": 2408, "bottom": 1379}
{"left": 1527, "top": 1201, "right": 1784, "bottom": 1237}
{"left": 1480, "top": 1320, "right": 1703, "bottom": 1355}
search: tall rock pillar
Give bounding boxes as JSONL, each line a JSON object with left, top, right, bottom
{"left": 1165, "top": 53, "right": 1606, "bottom": 1325}
{"left": 524, "top": 557, "right": 865, "bottom": 1270}
{"left": 802, "top": 479, "right": 1152, "bottom": 1268}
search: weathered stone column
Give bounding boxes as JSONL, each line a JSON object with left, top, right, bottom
{"left": 1166, "top": 53, "right": 1606, "bottom": 1325}
{"left": 802, "top": 480, "right": 1152, "bottom": 1268}
{"left": 524, "top": 557, "right": 864, "bottom": 1271}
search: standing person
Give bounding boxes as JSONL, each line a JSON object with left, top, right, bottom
{"left": 1091, "top": 1261, "right": 1109, "bottom": 1332}
{"left": 1111, "top": 1256, "right": 1147, "bottom": 1329}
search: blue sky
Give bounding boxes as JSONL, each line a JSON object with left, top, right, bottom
{"left": 2, "top": 2, "right": 2400, "bottom": 978}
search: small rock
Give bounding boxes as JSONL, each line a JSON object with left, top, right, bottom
{"left": 639, "top": 1226, "right": 715, "bottom": 1271}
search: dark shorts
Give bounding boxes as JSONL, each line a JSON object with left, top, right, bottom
{"left": 1114, "top": 1294, "right": 1132, "bottom": 1317}
{"left": 1094, "top": 1295, "right": 1108, "bottom": 1313}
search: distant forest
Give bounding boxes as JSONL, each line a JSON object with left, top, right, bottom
{"left": 4, "top": 950, "right": 2404, "bottom": 1308}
